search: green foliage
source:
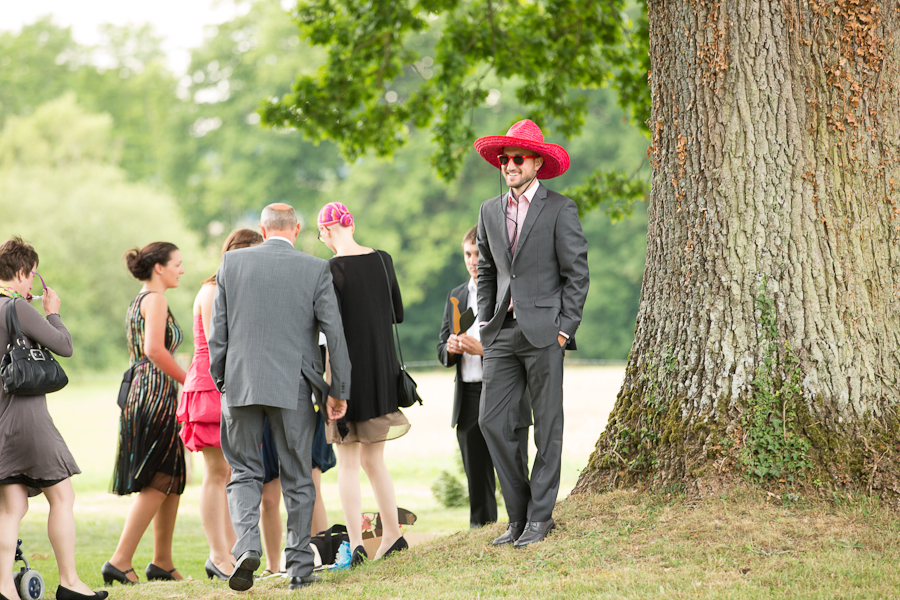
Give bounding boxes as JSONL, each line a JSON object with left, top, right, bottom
{"left": 740, "top": 277, "right": 812, "bottom": 482}
{"left": 565, "top": 166, "right": 648, "bottom": 221}
{"left": 263, "top": 0, "right": 651, "bottom": 189}
{"left": 431, "top": 469, "right": 468, "bottom": 508}
{"left": 1, "top": 1, "right": 652, "bottom": 369}
{"left": 164, "top": 0, "right": 345, "bottom": 240}
{"left": 0, "top": 19, "right": 182, "bottom": 183}
{"left": 0, "top": 95, "right": 214, "bottom": 371}
{"left": 0, "top": 18, "right": 81, "bottom": 122}
{"left": 0, "top": 93, "right": 119, "bottom": 166}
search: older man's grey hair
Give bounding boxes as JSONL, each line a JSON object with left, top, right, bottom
{"left": 261, "top": 203, "right": 298, "bottom": 231}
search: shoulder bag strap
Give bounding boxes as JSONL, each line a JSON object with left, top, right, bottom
{"left": 375, "top": 250, "right": 406, "bottom": 370}
{"left": 5, "top": 298, "right": 26, "bottom": 349}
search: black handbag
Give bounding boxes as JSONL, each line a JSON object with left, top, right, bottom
{"left": 0, "top": 298, "right": 68, "bottom": 396}
{"left": 375, "top": 251, "right": 422, "bottom": 408}
{"left": 310, "top": 524, "right": 350, "bottom": 565}
{"left": 117, "top": 357, "right": 150, "bottom": 410}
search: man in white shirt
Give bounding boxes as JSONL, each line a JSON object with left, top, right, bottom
{"left": 437, "top": 227, "right": 530, "bottom": 528}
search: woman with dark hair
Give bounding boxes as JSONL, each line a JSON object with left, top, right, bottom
{"left": 102, "top": 241, "right": 187, "bottom": 584}
{"left": 316, "top": 202, "right": 410, "bottom": 565}
{"left": 176, "top": 229, "right": 261, "bottom": 580}
{"left": 0, "top": 236, "right": 108, "bottom": 600}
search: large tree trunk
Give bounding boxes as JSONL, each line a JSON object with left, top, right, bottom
{"left": 575, "top": 0, "right": 900, "bottom": 499}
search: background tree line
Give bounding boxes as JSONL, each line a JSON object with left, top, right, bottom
{"left": 0, "top": 0, "right": 649, "bottom": 373}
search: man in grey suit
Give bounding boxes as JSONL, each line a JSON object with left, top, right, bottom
{"left": 208, "top": 203, "right": 351, "bottom": 591}
{"left": 473, "top": 119, "right": 589, "bottom": 548}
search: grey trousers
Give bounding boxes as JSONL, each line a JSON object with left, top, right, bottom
{"left": 479, "top": 319, "right": 564, "bottom": 523}
{"left": 221, "top": 388, "right": 316, "bottom": 578}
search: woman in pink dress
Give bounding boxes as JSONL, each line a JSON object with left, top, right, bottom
{"left": 177, "top": 229, "right": 262, "bottom": 579}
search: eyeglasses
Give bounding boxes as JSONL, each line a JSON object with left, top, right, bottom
{"left": 32, "top": 271, "right": 47, "bottom": 291}
{"left": 317, "top": 226, "right": 330, "bottom": 243}
{"left": 28, "top": 271, "right": 47, "bottom": 302}
{"left": 498, "top": 155, "right": 539, "bottom": 166}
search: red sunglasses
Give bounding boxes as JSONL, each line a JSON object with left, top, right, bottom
{"left": 497, "top": 155, "right": 539, "bottom": 166}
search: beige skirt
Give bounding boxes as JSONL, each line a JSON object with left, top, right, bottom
{"left": 326, "top": 410, "right": 411, "bottom": 444}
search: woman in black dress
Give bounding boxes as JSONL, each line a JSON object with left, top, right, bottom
{"left": 102, "top": 242, "right": 187, "bottom": 584}
{"left": 317, "top": 202, "right": 410, "bottom": 564}
{"left": 0, "top": 236, "right": 107, "bottom": 600}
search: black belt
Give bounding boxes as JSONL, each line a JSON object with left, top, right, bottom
{"left": 501, "top": 310, "right": 517, "bottom": 328}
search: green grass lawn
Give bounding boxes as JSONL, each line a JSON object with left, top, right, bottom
{"left": 15, "top": 376, "right": 900, "bottom": 598}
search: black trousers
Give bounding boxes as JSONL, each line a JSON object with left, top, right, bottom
{"left": 457, "top": 381, "right": 497, "bottom": 527}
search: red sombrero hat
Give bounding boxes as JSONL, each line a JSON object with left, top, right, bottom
{"left": 474, "top": 119, "right": 570, "bottom": 179}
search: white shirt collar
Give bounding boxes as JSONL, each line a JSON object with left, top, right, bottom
{"left": 267, "top": 236, "right": 295, "bottom": 246}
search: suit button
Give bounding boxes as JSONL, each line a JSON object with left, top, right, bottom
{"left": 512, "top": 274, "right": 516, "bottom": 278}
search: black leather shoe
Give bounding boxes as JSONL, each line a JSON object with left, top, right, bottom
{"left": 56, "top": 586, "right": 110, "bottom": 600}
{"left": 381, "top": 535, "right": 408, "bottom": 558}
{"left": 350, "top": 545, "right": 368, "bottom": 567}
{"left": 145, "top": 563, "right": 178, "bottom": 581}
{"left": 288, "top": 574, "right": 321, "bottom": 590}
{"left": 228, "top": 550, "right": 260, "bottom": 592}
{"left": 205, "top": 557, "right": 229, "bottom": 580}
{"left": 101, "top": 561, "right": 137, "bottom": 585}
{"left": 492, "top": 521, "right": 526, "bottom": 546}
{"left": 514, "top": 519, "right": 555, "bottom": 548}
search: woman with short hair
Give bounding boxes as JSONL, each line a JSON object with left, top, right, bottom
{"left": 317, "top": 202, "right": 410, "bottom": 565}
{"left": 0, "top": 236, "right": 107, "bottom": 600}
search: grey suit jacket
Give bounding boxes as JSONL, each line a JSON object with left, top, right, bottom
{"left": 208, "top": 239, "right": 351, "bottom": 409}
{"left": 476, "top": 183, "right": 590, "bottom": 348}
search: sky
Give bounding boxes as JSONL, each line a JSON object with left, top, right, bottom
{"left": 0, "top": 0, "right": 246, "bottom": 74}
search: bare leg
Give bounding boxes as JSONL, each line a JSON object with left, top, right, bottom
{"left": 311, "top": 467, "right": 327, "bottom": 537}
{"left": 335, "top": 443, "right": 363, "bottom": 551}
{"left": 150, "top": 492, "right": 183, "bottom": 579}
{"left": 360, "top": 442, "right": 402, "bottom": 559}
{"left": 42, "top": 479, "right": 93, "bottom": 594}
{"left": 200, "top": 447, "right": 235, "bottom": 575}
{"left": 260, "top": 478, "right": 282, "bottom": 572}
{"left": 107, "top": 487, "right": 167, "bottom": 582}
{"left": 0, "top": 484, "right": 28, "bottom": 600}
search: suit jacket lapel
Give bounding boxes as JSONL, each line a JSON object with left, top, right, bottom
{"left": 513, "top": 184, "right": 546, "bottom": 261}
{"left": 458, "top": 284, "right": 469, "bottom": 312}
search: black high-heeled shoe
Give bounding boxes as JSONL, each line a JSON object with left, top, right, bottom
{"left": 350, "top": 545, "right": 368, "bottom": 567}
{"left": 205, "top": 557, "right": 229, "bottom": 580}
{"left": 100, "top": 561, "right": 137, "bottom": 585}
{"left": 145, "top": 563, "right": 178, "bottom": 581}
{"left": 56, "top": 585, "right": 110, "bottom": 600}
{"left": 382, "top": 536, "right": 408, "bottom": 559}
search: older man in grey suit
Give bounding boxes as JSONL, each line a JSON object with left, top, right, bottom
{"left": 473, "top": 120, "right": 589, "bottom": 548}
{"left": 208, "top": 203, "right": 351, "bottom": 591}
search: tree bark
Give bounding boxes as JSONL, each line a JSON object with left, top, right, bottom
{"left": 575, "top": 0, "right": 900, "bottom": 499}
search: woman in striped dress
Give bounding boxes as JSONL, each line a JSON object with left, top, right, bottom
{"left": 102, "top": 242, "right": 187, "bottom": 585}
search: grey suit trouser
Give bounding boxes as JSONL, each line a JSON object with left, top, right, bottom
{"left": 221, "top": 384, "right": 316, "bottom": 578}
{"left": 479, "top": 319, "right": 564, "bottom": 523}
